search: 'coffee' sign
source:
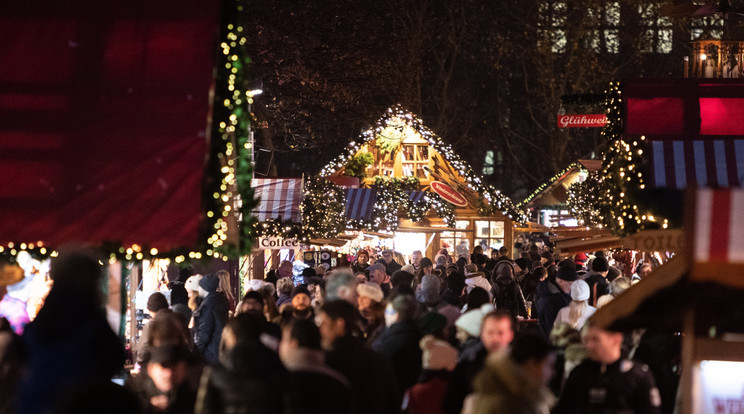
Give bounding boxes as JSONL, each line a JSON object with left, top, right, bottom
{"left": 258, "top": 237, "right": 304, "bottom": 250}
{"left": 622, "top": 230, "right": 684, "bottom": 252}
{"left": 557, "top": 114, "right": 607, "bottom": 128}
{"left": 430, "top": 181, "right": 468, "bottom": 207}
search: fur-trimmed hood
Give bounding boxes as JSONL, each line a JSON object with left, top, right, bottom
{"left": 465, "top": 350, "right": 555, "bottom": 414}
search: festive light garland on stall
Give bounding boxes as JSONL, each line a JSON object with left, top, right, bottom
{"left": 300, "top": 176, "right": 347, "bottom": 239}
{"left": 566, "top": 81, "right": 669, "bottom": 235}
{"left": 319, "top": 105, "right": 528, "bottom": 223}
{"left": 518, "top": 162, "right": 587, "bottom": 208}
{"left": 0, "top": 0, "right": 257, "bottom": 264}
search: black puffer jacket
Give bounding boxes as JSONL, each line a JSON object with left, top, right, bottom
{"left": 372, "top": 320, "right": 423, "bottom": 391}
{"left": 193, "top": 292, "right": 229, "bottom": 364}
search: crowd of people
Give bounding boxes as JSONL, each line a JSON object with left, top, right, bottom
{"left": 0, "top": 244, "right": 679, "bottom": 414}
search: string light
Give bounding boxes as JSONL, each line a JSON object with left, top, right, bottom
{"left": 566, "top": 81, "right": 667, "bottom": 235}
{"left": 319, "top": 105, "right": 528, "bottom": 223}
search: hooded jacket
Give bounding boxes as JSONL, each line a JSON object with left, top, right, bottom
{"left": 536, "top": 279, "right": 570, "bottom": 338}
{"left": 193, "top": 291, "right": 230, "bottom": 364}
{"left": 462, "top": 351, "right": 554, "bottom": 414}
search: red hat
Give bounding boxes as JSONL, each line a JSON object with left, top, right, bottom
{"left": 574, "top": 253, "right": 588, "bottom": 265}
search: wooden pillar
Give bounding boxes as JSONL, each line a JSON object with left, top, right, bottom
{"left": 129, "top": 263, "right": 140, "bottom": 351}
{"left": 681, "top": 307, "right": 696, "bottom": 414}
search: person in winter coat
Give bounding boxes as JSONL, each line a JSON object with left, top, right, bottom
{"left": 356, "top": 283, "right": 386, "bottom": 345}
{"left": 279, "top": 319, "right": 354, "bottom": 414}
{"left": 553, "top": 280, "right": 596, "bottom": 332}
{"left": 491, "top": 261, "right": 528, "bottom": 318}
{"left": 275, "top": 277, "right": 293, "bottom": 311}
{"left": 319, "top": 300, "right": 401, "bottom": 414}
{"left": 554, "top": 322, "right": 662, "bottom": 414}
{"left": 443, "top": 309, "right": 515, "bottom": 414}
{"left": 17, "top": 249, "right": 126, "bottom": 414}
{"left": 196, "top": 313, "right": 287, "bottom": 414}
{"left": 463, "top": 263, "right": 492, "bottom": 295}
{"left": 193, "top": 274, "right": 229, "bottom": 364}
{"left": 373, "top": 294, "right": 424, "bottom": 392}
{"left": 462, "top": 333, "right": 556, "bottom": 414}
{"left": 407, "top": 335, "right": 459, "bottom": 414}
{"left": 535, "top": 264, "right": 575, "bottom": 338}
{"left": 415, "top": 275, "right": 460, "bottom": 335}
{"left": 470, "top": 246, "right": 489, "bottom": 272}
{"left": 128, "top": 344, "right": 200, "bottom": 414}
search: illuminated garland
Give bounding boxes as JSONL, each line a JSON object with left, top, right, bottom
{"left": 300, "top": 177, "right": 347, "bottom": 239}
{"left": 252, "top": 218, "right": 307, "bottom": 242}
{"left": 207, "top": 0, "right": 259, "bottom": 258}
{"left": 566, "top": 81, "right": 668, "bottom": 235}
{"left": 518, "top": 162, "right": 586, "bottom": 208}
{"left": 319, "top": 105, "right": 528, "bottom": 223}
{"left": 0, "top": 0, "right": 256, "bottom": 264}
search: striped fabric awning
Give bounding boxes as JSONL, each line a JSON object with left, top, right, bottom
{"left": 252, "top": 178, "right": 303, "bottom": 222}
{"left": 692, "top": 189, "right": 744, "bottom": 264}
{"left": 648, "top": 140, "right": 744, "bottom": 189}
{"left": 407, "top": 191, "right": 428, "bottom": 203}
{"left": 690, "top": 189, "right": 744, "bottom": 288}
{"left": 345, "top": 188, "right": 377, "bottom": 220}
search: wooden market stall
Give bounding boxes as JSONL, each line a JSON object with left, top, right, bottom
{"left": 319, "top": 106, "right": 528, "bottom": 260}
{"left": 592, "top": 188, "right": 744, "bottom": 414}
{"left": 521, "top": 159, "right": 601, "bottom": 227}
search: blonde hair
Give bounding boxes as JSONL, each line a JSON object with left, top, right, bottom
{"left": 216, "top": 270, "right": 234, "bottom": 304}
{"left": 567, "top": 300, "right": 587, "bottom": 329}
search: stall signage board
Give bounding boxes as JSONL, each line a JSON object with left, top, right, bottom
{"left": 697, "top": 360, "right": 744, "bottom": 414}
{"left": 430, "top": 181, "right": 468, "bottom": 207}
{"left": 622, "top": 229, "right": 685, "bottom": 252}
{"left": 258, "top": 237, "right": 304, "bottom": 250}
{"left": 557, "top": 114, "right": 607, "bottom": 128}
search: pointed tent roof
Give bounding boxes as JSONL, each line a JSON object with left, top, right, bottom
{"left": 319, "top": 105, "right": 528, "bottom": 223}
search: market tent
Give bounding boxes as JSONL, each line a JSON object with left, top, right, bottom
{"left": 592, "top": 189, "right": 744, "bottom": 333}
{"left": 0, "top": 0, "right": 218, "bottom": 251}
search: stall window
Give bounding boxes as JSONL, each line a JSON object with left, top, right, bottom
{"left": 475, "top": 220, "right": 505, "bottom": 253}
{"left": 402, "top": 144, "right": 430, "bottom": 178}
{"left": 441, "top": 220, "right": 470, "bottom": 258}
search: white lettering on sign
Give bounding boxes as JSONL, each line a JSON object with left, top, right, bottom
{"left": 557, "top": 114, "right": 608, "bottom": 128}
{"left": 258, "top": 237, "right": 303, "bottom": 250}
{"left": 622, "top": 230, "right": 684, "bottom": 252}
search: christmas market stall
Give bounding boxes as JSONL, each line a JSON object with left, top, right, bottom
{"left": 316, "top": 105, "right": 528, "bottom": 261}
{"left": 0, "top": 0, "right": 255, "bottom": 358}
{"left": 591, "top": 188, "right": 744, "bottom": 414}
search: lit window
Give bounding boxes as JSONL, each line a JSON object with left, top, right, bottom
{"left": 639, "top": 4, "right": 673, "bottom": 54}
{"left": 483, "top": 150, "right": 494, "bottom": 175}
{"left": 538, "top": 2, "right": 567, "bottom": 53}
{"left": 691, "top": 16, "right": 723, "bottom": 40}
{"left": 586, "top": 2, "right": 620, "bottom": 53}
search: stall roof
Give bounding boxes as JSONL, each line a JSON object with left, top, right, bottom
{"left": 0, "top": 1, "right": 218, "bottom": 251}
{"left": 592, "top": 188, "right": 744, "bottom": 332}
{"left": 252, "top": 178, "right": 303, "bottom": 222}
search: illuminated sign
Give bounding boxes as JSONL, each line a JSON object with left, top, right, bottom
{"left": 557, "top": 114, "right": 608, "bottom": 128}
{"left": 258, "top": 237, "right": 304, "bottom": 250}
{"left": 430, "top": 181, "right": 468, "bottom": 207}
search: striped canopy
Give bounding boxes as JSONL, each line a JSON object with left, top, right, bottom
{"left": 252, "top": 178, "right": 303, "bottom": 222}
{"left": 648, "top": 140, "right": 744, "bottom": 189}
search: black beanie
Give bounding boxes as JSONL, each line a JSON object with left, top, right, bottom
{"left": 556, "top": 265, "right": 578, "bottom": 282}
{"left": 291, "top": 285, "right": 310, "bottom": 299}
{"left": 592, "top": 256, "right": 609, "bottom": 272}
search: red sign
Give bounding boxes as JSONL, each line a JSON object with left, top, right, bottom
{"left": 430, "top": 181, "right": 468, "bottom": 207}
{"left": 557, "top": 114, "right": 607, "bottom": 128}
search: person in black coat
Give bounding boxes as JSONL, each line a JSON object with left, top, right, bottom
{"left": 197, "top": 313, "right": 287, "bottom": 414}
{"left": 535, "top": 264, "right": 575, "bottom": 338}
{"left": 372, "top": 294, "right": 423, "bottom": 392}
{"left": 491, "top": 262, "right": 528, "bottom": 318}
{"left": 319, "top": 300, "right": 401, "bottom": 414}
{"left": 17, "top": 249, "right": 126, "bottom": 414}
{"left": 280, "top": 319, "right": 354, "bottom": 414}
{"left": 193, "top": 274, "right": 229, "bottom": 364}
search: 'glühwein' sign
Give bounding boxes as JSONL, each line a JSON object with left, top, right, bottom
{"left": 431, "top": 181, "right": 468, "bottom": 207}
{"left": 557, "top": 114, "right": 607, "bottom": 128}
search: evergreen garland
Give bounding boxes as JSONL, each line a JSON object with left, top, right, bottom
{"left": 300, "top": 176, "right": 346, "bottom": 239}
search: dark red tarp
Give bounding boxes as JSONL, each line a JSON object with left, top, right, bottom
{"left": 0, "top": 1, "right": 218, "bottom": 251}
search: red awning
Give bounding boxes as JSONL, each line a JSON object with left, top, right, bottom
{"left": 252, "top": 179, "right": 303, "bottom": 222}
{"left": 0, "top": 1, "right": 218, "bottom": 251}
